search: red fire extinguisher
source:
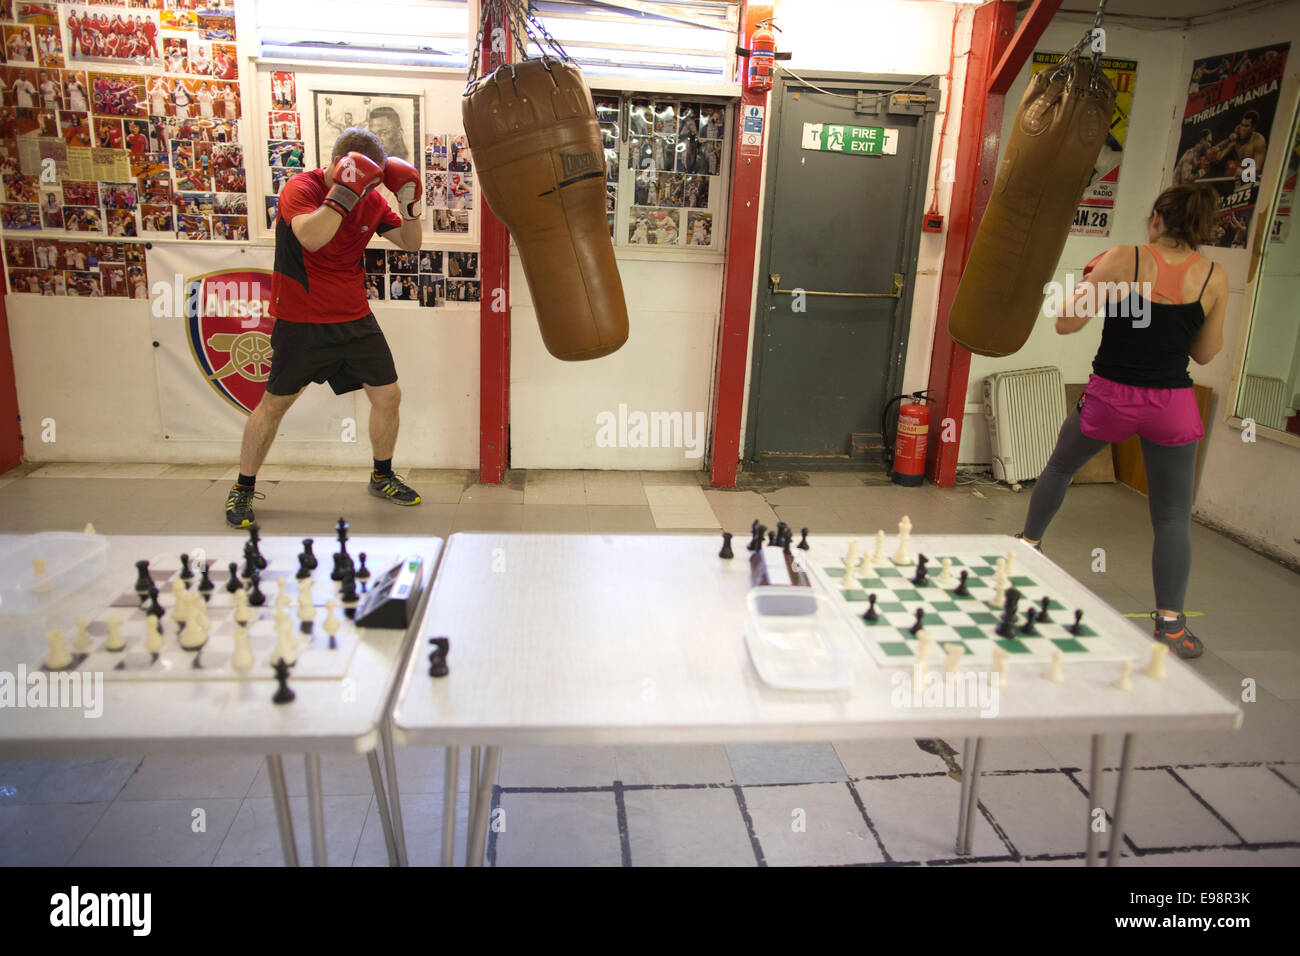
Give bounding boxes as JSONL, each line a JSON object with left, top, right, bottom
{"left": 746, "top": 17, "right": 778, "bottom": 92}
{"left": 883, "top": 390, "right": 933, "bottom": 486}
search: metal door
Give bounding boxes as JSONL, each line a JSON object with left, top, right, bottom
{"left": 746, "top": 71, "right": 937, "bottom": 469}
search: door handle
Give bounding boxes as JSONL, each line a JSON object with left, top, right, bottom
{"left": 769, "top": 272, "right": 905, "bottom": 299}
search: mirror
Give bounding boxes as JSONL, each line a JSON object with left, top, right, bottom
{"left": 1234, "top": 95, "right": 1300, "bottom": 439}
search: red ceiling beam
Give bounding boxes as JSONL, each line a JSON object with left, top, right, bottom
{"left": 988, "top": 0, "right": 1065, "bottom": 95}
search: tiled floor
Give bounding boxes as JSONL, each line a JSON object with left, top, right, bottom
{"left": 1, "top": 464, "right": 1298, "bottom": 866}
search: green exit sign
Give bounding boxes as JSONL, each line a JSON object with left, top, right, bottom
{"left": 802, "top": 122, "right": 898, "bottom": 155}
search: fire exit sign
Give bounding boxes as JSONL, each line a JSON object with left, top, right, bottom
{"left": 801, "top": 122, "right": 898, "bottom": 155}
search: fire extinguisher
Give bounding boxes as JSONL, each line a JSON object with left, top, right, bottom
{"left": 736, "top": 12, "right": 789, "bottom": 93}
{"left": 882, "top": 389, "right": 933, "bottom": 487}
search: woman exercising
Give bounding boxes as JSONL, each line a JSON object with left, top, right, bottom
{"left": 1018, "top": 184, "right": 1227, "bottom": 659}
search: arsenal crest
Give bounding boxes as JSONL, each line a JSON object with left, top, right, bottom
{"left": 183, "top": 269, "right": 275, "bottom": 414}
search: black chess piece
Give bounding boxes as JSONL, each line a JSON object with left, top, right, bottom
{"left": 1002, "top": 587, "right": 1022, "bottom": 616}
{"left": 954, "top": 569, "right": 970, "bottom": 597}
{"left": 134, "top": 559, "right": 152, "bottom": 597}
{"left": 146, "top": 585, "right": 164, "bottom": 621}
{"left": 776, "top": 522, "right": 790, "bottom": 546}
{"left": 995, "top": 606, "right": 1017, "bottom": 639}
{"left": 909, "top": 607, "right": 925, "bottom": 635}
{"left": 1019, "top": 606, "right": 1039, "bottom": 636}
{"left": 225, "top": 562, "right": 242, "bottom": 593}
{"left": 862, "top": 593, "right": 879, "bottom": 623}
{"left": 272, "top": 658, "right": 295, "bottom": 704}
{"left": 356, "top": 552, "right": 370, "bottom": 580}
{"left": 719, "top": 532, "right": 733, "bottom": 559}
{"left": 247, "top": 523, "right": 267, "bottom": 570}
{"left": 797, "top": 528, "right": 810, "bottom": 551}
{"left": 911, "top": 554, "right": 929, "bottom": 586}
{"left": 197, "top": 561, "right": 214, "bottom": 598}
{"left": 428, "top": 636, "right": 450, "bottom": 677}
{"left": 767, "top": 530, "right": 776, "bottom": 546}
{"left": 1037, "top": 596, "right": 1052, "bottom": 624}
{"left": 749, "top": 525, "right": 767, "bottom": 552}
{"left": 179, "top": 552, "right": 193, "bottom": 584}
{"left": 340, "top": 570, "right": 359, "bottom": 618}
{"left": 296, "top": 553, "right": 312, "bottom": 580}
{"left": 241, "top": 542, "right": 258, "bottom": 580}
{"left": 299, "top": 538, "right": 317, "bottom": 571}
{"left": 247, "top": 569, "right": 265, "bottom": 607}
{"left": 1070, "top": 609, "right": 1084, "bottom": 636}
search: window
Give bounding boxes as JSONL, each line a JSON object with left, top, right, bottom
{"left": 528, "top": 1, "right": 739, "bottom": 81}
{"left": 256, "top": 0, "right": 471, "bottom": 68}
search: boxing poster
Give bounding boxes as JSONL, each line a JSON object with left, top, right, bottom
{"left": 313, "top": 90, "right": 420, "bottom": 166}
{"left": 1031, "top": 52, "right": 1137, "bottom": 238}
{"left": 147, "top": 242, "right": 356, "bottom": 442}
{"left": 1173, "top": 43, "right": 1291, "bottom": 248}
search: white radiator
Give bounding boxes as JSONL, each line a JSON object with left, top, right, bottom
{"left": 1239, "top": 374, "right": 1287, "bottom": 431}
{"left": 984, "top": 366, "right": 1067, "bottom": 485}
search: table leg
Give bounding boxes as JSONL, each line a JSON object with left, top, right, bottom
{"left": 304, "top": 753, "right": 327, "bottom": 867}
{"left": 1106, "top": 733, "right": 1136, "bottom": 867}
{"left": 366, "top": 749, "right": 399, "bottom": 867}
{"left": 441, "top": 746, "right": 459, "bottom": 868}
{"left": 468, "top": 746, "right": 481, "bottom": 830}
{"left": 466, "top": 746, "right": 500, "bottom": 868}
{"left": 955, "top": 736, "right": 974, "bottom": 855}
{"left": 380, "top": 720, "right": 409, "bottom": 868}
{"left": 1086, "top": 734, "right": 1103, "bottom": 867}
{"left": 960, "top": 737, "right": 985, "bottom": 856}
{"left": 266, "top": 754, "right": 299, "bottom": 867}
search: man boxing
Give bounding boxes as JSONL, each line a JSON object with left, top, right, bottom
{"left": 1208, "top": 110, "right": 1267, "bottom": 179}
{"left": 225, "top": 126, "right": 426, "bottom": 527}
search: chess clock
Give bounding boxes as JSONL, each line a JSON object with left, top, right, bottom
{"left": 355, "top": 555, "right": 425, "bottom": 628}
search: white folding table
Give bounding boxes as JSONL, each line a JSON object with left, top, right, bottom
{"left": 390, "top": 532, "right": 1241, "bottom": 866}
{"left": 0, "top": 533, "right": 441, "bottom": 867}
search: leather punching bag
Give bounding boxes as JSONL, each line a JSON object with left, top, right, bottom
{"left": 462, "top": 58, "right": 629, "bottom": 361}
{"left": 948, "top": 58, "right": 1116, "bottom": 357}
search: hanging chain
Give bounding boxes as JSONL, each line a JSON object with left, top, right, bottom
{"left": 466, "top": 0, "right": 573, "bottom": 91}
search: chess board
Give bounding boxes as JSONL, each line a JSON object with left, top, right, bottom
{"left": 802, "top": 544, "right": 1134, "bottom": 668}
{"left": 36, "top": 548, "right": 402, "bottom": 681}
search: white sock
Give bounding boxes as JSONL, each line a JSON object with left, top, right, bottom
{"left": 1160, "top": 614, "right": 1180, "bottom": 622}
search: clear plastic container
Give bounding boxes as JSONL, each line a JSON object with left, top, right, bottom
{"left": 0, "top": 532, "right": 108, "bottom": 617}
{"left": 744, "top": 586, "right": 855, "bottom": 690}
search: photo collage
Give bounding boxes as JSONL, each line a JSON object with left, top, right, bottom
{"left": 4, "top": 234, "right": 148, "bottom": 297}
{"left": 622, "top": 96, "right": 724, "bottom": 248}
{"left": 0, "top": 0, "right": 246, "bottom": 278}
{"left": 423, "top": 132, "right": 472, "bottom": 234}
{"left": 262, "top": 69, "right": 300, "bottom": 229}
{"left": 363, "top": 246, "right": 479, "bottom": 307}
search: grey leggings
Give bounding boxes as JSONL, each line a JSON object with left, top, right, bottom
{"left": 1022, "top": 406, "right": 1198, "bottom": 611}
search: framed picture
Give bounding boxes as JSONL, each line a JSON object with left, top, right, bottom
{"left": 313, "top": 90, "right": 420, "bottom": 167}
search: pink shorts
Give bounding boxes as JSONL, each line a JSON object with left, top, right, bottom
{"left": 1078, "top": 374, "right": 1203, "bottom": 445}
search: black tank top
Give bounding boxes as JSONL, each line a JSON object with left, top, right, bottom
{"left": 1092, "top": 246, "right": 1211, "bottom": 389}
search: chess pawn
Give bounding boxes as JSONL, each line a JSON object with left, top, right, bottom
{"left": 231, "top": 624, "right": 253, "bottom": 671}
{"left": 323, "top": 599, "right": 341, "bottom": 648}
{"left": 937, "top": 557, "right": 955, "bottom": 589}
{"left": 232, "top": 589, "right": 251, "bottom": 625}
{"left": 842, "top": 568, "right": 859, "bottom": 591}
{"left": 844, "top": 539, "right": 859, "bottom": 570}
{"left": 73, "top": 616, "right": 91, "bottom": 653}
{"left": 105, "top": 617, "right": 125, "bottom": 652}
{"left": 1046, "top": 650, "right": 1064, "bottom": 683}
{"left": 854, "top": 553, "right": 875, "bottom": 579}
{"left": 871, "top": 530, "right": 888, "bottom": 566}
{"left": 44, "top": 630, "right": 73, "bottom": 670}
{"left": 1145, "top": 643, "right": 1168, "bottom": 680}
{"left": 144, "top": 615, "right": 164, "bottom": 655}
{"left": 1114, "top": 660, "right": 1133, "bottom": 691}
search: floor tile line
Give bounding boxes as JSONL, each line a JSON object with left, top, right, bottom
{"left": 612, "top": 780, "right": 632, "bottom": 867}
{"left": 1162, "top": 767, "right": 1249, "bottom": 846}
{"left": 975, "top": 799, "right": 1020, "bottom": 859}
{"left": 1267, "top": 765, "right": 1300, "bottom": 793}
{"left": 844, "top": 779, "right": 893, "bottom": 864}
{"left": 210, "top": 792, "right": 252, "bottom": 868}
{"left": 730, "top": 784, "right": 766, "bottom": 867}
{"left": 65, "top": 800, "right": 117, "bottom": 866}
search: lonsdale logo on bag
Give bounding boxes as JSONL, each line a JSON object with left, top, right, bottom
{"left": 558, "top": 150, "right": 602, "bottom": 179}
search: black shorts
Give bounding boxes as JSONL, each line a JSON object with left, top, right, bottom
{"left": 266, "top": 314, "right": 398, "bottom": 396}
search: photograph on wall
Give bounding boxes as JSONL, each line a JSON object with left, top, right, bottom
{"left": 594, "top": 95, "right": 619, "bottom": 126}
{"left": 4, "top": 24, "right": 36, "bottom": 64}
{"left": 140, "top": 202, "right": 173, "bottom": 233}
{"left": 447, "top": 250, "right": 477, "bottom": 278}
{"left": 418, "top": 273, "right": 443, "bottom": 308}
{"left": 269, "top": 110, "right": 299, "bottom": 140}
{"left": 268, "top": 139, "right": 304, "bottom": 167}
{"left": 268, "top": 166, "right": 293, "bottom": 194}
{"left": 176, "top": 213, "right": 209, "bottom": 239}
{"left": 364, "top": 272, "right": 385, "bottom": 300}
{"left": 65, "top": 7, "right": 162, "bottom": 67}
{"left": 686, "top": 210, "right": 713, "bottom": 246}
{"left": 386, "top": 249, "right": 417, "bottom": 275}
{"left": 628, "top": 207, "right": 679, "bottom": 245}
{"left": 1, "top": 202, "right": 38, "bottom": 228}
{"left": 425, "top": 133, "right": 448, "bottom": 171}
{"left": 63, "top": 204, "right": 102, "bottom": 232}
{"left": 387, "top": 273, "right": 416, "bottom": 301}
{"left": 263, "top": 194, "right": 278, "bottom": 229}
{"left": 418, "top": 249, "right": 442, "bottom": 273}
{"left": 89, "top": 71, "right": 146, "bottom": 117}
{"left": 99, "top": 261, "right": 128, "bottom": 297}
{"left": 271, "top": 71, "right": 296, "bottom": 110}
{"left": 65, "top": 270, "right": 102, "bottom": 296}
{"left": 39, "top": 190, "right": 62, "bottom": 227}
{"left": 430, "top": 207, "right": 469, "bottom": 233}
{"left": 214, "top": 192, "right": 246, "bottom": 216}
{"left": 1174, "top": 42, "right": 1291, "bottom": 248}
{"left": 446, "top": 278, "right": 479, "bottom": 302}
{"left": 313, "top": 90, "right": 420, "bottom": 165}
{"left": 105, "top": 208, "right": 136, "bottom": 236}
{"left": 1032, "top": 52, "right": 1137, "bottom": 237}
{"left": 212, "top": 214, "right": 246, "bottom": 240}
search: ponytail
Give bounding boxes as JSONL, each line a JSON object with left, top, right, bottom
{"left": 1152, "top": 183, "right": 1219, "bottom": 248}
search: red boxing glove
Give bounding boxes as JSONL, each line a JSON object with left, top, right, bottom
{"left": 323, "top": 151, "right": 383, "bottom": 216}
{"left": 1082, "top": 251, "right": 1105, "bottom": 279}
{"left": 383, "top": 156, "right": 423, "bottom": 219}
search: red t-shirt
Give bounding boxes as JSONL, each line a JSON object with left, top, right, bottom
{"left": 271, "top": 168, "right": 401, "bottom": 323}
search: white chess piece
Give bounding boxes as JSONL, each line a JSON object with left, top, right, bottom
{"left": 944, "top": 643, "right": 964, "bottom": 673}
{"left": 1046, "top": 649, "right": 1064, "bottom": 683}
{"left": 275, "top": 577, "right": 289, "bottom": 608}
{"left": 1114, "top": 660, "right": 1133, "bottom": 691}
{"left": 144, "top": 615, "right": 163, "bottom": 654}
{"left": 74, "top": 617, "right": 91, "bottom": 653}
{"left": 1004, "top": 551, "right": 1015, "bottom": 578}
{"left": 233, "top": 589, "right": 251, "bottom": 625}
{"left": 991, "top": 558, "right": 1008, "bottom": 608}
{"left": 1145, "top": 643, "right": 1168, "bottom": 680}
{"left": 855, "top": 553, "right": 875, "bottom": 579}
{"left": 323, "top": 599, "right": 340, "bottom": 640}
{"left": 83, "top": 522, "right": 95, "bottom": 535}
{"left": 171, "top": 580, "right": 189, "bottom": 625}
{"left": 105, "top": 617, "right": 125, "bottom": 652}
{"left": 180, "top": 613, "right": 207, "bottom": 650}
{"left": 892, "top": 515, "right": 912, "bottom": 565}
{"left": 274, "top": 614, "right": 297, "bottom": 666}
{"left": 44, "top": 630, "right": 72, "bottom": 670}
{"left": 992, "top": 647, "right": 1009, "bottom": 687}
{"left": 843, "top": 568, "right": 859, "bottom": 591}
{"left": 844, "top": 539, "right": 859, "bottom": 570}
{"left": 912, "top": 628, "right": 933, "bottom": 692}
{"left": 32, "top": 557, "right": 47, "bottom": 576}
{"left": 871, "top": 530, "right": 888, "bottom": 566}
{"left": 937, "top": 557, "right": 955, "bottom": 589}
{"left": 231, "top": 624, "right": 253, "bottom": 671}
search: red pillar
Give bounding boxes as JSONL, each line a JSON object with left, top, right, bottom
{"left": 477, "top": 7, "right": 511, "bottom": 483}
{"left": 0, "top": 278, "right": 23, "bottom": 472}
{"left": 925, "top": 0, "right": 1061, "bottom": 486}
{"left": 709, "top": 0, "right": 768, "bottom": 488}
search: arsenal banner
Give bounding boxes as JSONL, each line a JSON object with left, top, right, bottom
{"left": 146, "top": 243, "right": 356, "bottom": 441}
